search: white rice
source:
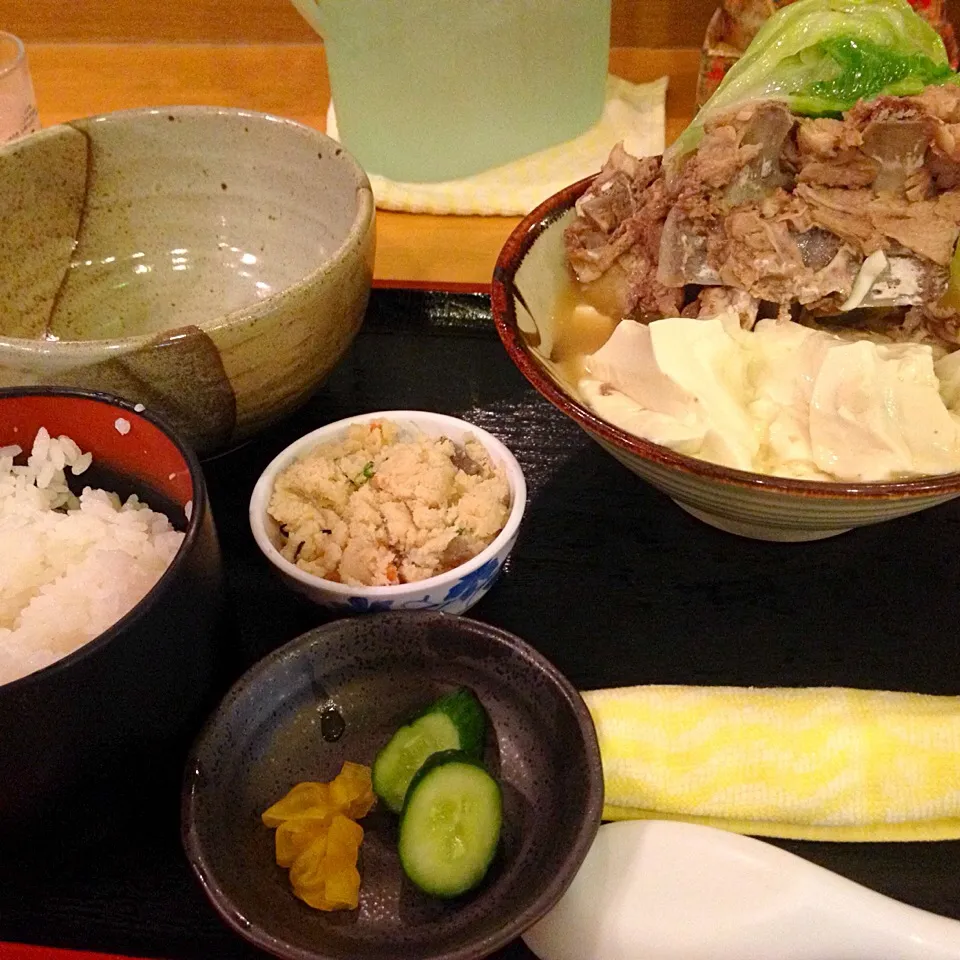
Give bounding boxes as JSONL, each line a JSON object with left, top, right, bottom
{"left": 0, "top": 427, "right": 185, "bottom": 686}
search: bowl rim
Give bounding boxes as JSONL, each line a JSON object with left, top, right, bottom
{"left": 248, "top": 410, "right": 527, "bottom": 599}
{"left": 0, "top": 385, "right": 211, "bottom": 691}
{"left": 0, "top": 105, "right": 375, "bottom": 352}
{"left": 490, "top": 176, "right": 960, "bottom": 502}
{"left": 180, "top": 609, "right": 604, "bottom": 960}
{"left": 0, "top": 31, "right": 27, "bottom": 82}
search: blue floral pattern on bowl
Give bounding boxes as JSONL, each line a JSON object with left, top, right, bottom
{"left": 438, "top": 557, "right": 502, "bottom": 610}
{"left": 345, "top": 594, "right": 438, "bottom": 613}
{"left": 338, "top": 555, "right": 506, "bottom": 615}
{"left": 345, "top": 597, "right": 398, "bottom": 614}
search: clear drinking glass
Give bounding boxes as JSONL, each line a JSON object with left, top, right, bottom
{"left": 0, "top": 32, "right": 40, "bottom": 145}
{"left": 291, "top": 0, "right": 612, "bottom": 183}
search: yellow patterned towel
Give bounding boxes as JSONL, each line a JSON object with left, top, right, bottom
{"left": 325, "top": 75, "right": 668, "bottom": 215}
{"left": 583, "top": 685, "right": 960, "bottom": 842}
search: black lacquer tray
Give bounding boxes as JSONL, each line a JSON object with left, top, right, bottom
{"left": 3, "top": 287, "right": 960, "bottom": 958}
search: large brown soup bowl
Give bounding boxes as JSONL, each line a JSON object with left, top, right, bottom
{"left": 491, "top": 179, "right": 960, "bottom": 542}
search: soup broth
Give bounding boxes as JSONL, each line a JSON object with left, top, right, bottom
{"left": 548, "top": 274, "right": 620, "bottom": 384}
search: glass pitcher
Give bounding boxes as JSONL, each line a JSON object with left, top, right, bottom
{"left": 290, "top": 0, "right": 612, "bottom": 183}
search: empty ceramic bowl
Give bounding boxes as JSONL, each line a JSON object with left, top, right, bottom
{"left": 248, "top": 411, "right": 526, "bottom": 614}
{"left": 182, "top": 610, "right": 603, "bottom": 960}
{"left": 0, "top": 386, "right": 225, "bottom": 844}
{"left": 0, "top": 106, "right": 375, "bottom": 455}
{"left": 491, "top": 179, "right": 960, "bottom": 542}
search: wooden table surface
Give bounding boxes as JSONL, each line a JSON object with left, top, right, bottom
{"left": 26, "top": 43, "right": 698, "bottom": 288}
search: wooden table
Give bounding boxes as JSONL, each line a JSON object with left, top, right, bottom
{"left": 26, "top": 43, "right": 699, "bottom": 288}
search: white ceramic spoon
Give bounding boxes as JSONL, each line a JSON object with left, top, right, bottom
{"left": 522, "top": 819, "right": 960, "bottom": 960}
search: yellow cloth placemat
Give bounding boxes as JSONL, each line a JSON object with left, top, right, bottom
{"left": 583, "top": 684, "right": 960, "bottom": 842}
{"left": 326, "top": 74, "right": 668, "bottom": 216}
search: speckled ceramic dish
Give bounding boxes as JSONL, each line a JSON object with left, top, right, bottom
{"left": 181, "top": 611, "right": 602, "bottom": 960}
{"left": 0, "top": 106, "right": 375, "bottom": 456}
{"left": 248, "top": 411, "right": 526, "bottom": 615}
{"left": 491, "top": 179, "right": 960, "bottom": 542}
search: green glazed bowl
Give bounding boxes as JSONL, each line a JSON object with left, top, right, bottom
{"left": 0, "top": 105, "right": 375, "bottom": 455}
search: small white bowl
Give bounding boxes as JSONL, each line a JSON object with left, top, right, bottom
{"left": 249, "top": 410, "right": 526, "bottom": 613}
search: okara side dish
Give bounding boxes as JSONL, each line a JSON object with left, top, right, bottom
{"left": 268, "top": 421, "right": 510, "bottom": 587}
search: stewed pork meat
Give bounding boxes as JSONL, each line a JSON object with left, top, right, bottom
{"left": 564, "top": 84, "right": 960, "bottom": 351}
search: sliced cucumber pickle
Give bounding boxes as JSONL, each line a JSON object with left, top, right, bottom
{"left": 398, "top": 749, "right": 502, "bottom": 899}
{"left": 372, "top": 687, "right": 486, "bottom": 814}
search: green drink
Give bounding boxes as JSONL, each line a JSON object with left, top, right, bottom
{"left": 291, "top": 0, "right": 611, "bottom": 183}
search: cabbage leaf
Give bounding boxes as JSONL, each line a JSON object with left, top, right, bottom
{"left": 668, "top": 0, "right": 957, "bottom": 161}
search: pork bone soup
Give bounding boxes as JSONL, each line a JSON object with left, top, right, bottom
{"left": 550, "top": 0, "right": 960, "bottom": 485}
{"left": 0, "top": 428, "right": 184, "bottom": 685}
